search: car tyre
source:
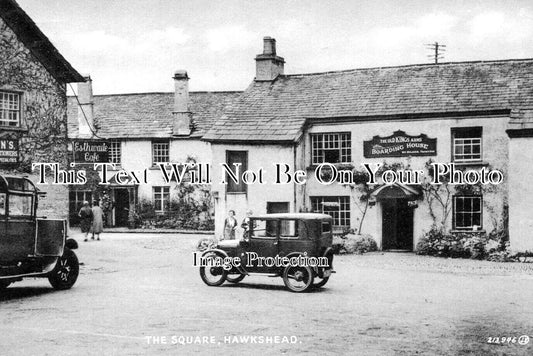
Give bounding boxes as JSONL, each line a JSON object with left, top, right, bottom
{"left": 282, "top": 265, "right": 314, "bottom": 293}
{"left": 199, "top": 251, "right": 227, "bottom": 286}
{"left": 226, "top": 274, "right": 245, "bottom": 283}
{"left": 48, "top": 248, "right": 79, "bottom": 290}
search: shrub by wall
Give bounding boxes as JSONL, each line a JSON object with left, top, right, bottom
{"left": 415, "top": 226, "right": 508, "bottom": 260}
{"left": 333, "top": 233, "right": 378, "bottom": 255}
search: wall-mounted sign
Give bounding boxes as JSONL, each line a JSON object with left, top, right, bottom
{"left": 0, "top": 137, "right": 19, "bottom": 164}
{"left": 72, "top": 140, "right": 109, "bottom": 163}
{"left": 363, "top": 130, "right": 437, "bottom": 158}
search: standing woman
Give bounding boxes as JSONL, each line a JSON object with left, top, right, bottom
{"left": 223, "top": 210, "right": 237, "bottom": 240}
{"left": 91, "top": 200, "right": 104, "bottom": 241}
{"left": 78, "top": 201, "right": 93, "bottom": 242}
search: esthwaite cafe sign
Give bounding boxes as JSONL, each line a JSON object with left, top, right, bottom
{"left": 364, "top": 131, "right": 437, "bottom": 158}
{"left": 72, "top": 140, "right": 109, "bottom": 163}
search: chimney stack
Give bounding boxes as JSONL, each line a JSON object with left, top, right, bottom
{"left": 77, "top": 75, "right": 94, "bottom": 138}
{"left": 172, "top": 70, "right": 192, "bottom": 136}
{"left": 255, "top": 37, "right": 285, "bottom": 81}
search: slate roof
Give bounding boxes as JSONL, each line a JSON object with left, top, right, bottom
{"left": 203, "top": 59, "right": 533, "bottom": 143}
{"left": 67, "top": 91, "right": 242, "bottom": 139}
{"left": 0, "top": 0, "right": 84, "bottom": 83}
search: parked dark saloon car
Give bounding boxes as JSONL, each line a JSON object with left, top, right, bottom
{"left": 0, "top": 175, "right": 79, "bottom": 291}
{"left": 199, "top": 213, "right": 335, "bottom": 293}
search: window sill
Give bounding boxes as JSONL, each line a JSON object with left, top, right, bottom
{"left": 451, "top": 229, "right": 486, "bottom": 234}
{"left": 0, "top": 126, "right": 28, "bottom": 132}
{"left": 306, "top": 163, "right": 354, "bottom": 171}
{"left": 226, "top": 192, "right": 247, "bottom": 195}
{"left": 452, "top": 161, "right": 489, "bottom": 168}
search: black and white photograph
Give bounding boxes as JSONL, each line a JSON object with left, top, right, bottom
{"left": 1, "top": 0, "right": 533, "bottom": 354}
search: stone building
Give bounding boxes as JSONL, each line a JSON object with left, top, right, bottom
{"left": 0, "top": 0, "right": 84, "bottom": 219}
{"left": 205, "top": 37, "right": 533, "bottom": 252}
{"left": 67, "top": 73, "right": 240, "bottom": 227}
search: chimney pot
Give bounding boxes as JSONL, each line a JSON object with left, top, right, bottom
{"left": 263, "top": 37, "right": 276, "bottom": 55}
{"left": 173, "top": 70, "right": 189, "bottom": 80}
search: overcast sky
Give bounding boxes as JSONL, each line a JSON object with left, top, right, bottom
{"left": 16, "top": 0, "right": 533, "bottom": 95}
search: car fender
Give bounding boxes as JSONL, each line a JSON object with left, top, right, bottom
{"left": 321, "top": 247, "right": 334, "bottom": 267}
{"left": 66, "top": 238, "right": 78, "bottom": 250}
{"left": 201, "top": 248, "right": 229, "bottom": 258}
{"left": 199, "top": 248, "right": 247, "bottom": 275}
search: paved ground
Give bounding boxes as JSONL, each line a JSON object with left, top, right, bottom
{"left": 1, "top": 232, "right": 533, "bottom": 355}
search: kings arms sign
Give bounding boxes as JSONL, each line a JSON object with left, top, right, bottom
{"left": 363, "top": 130, "right": 437, "bottom": 158}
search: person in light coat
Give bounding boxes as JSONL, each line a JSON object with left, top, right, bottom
{"left": 91, "top": 200, "right": 104, "bottom": 241}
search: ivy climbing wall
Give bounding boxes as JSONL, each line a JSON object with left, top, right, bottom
{"left": 0, "top": 16, "right": 70, "bottom": 219}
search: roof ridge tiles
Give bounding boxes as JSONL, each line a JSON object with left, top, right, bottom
{"left": 281, "top": 58, "right": 533, "bottom": 79}
{"left": 68, "top": 90, "right": 243, "bottom": 98}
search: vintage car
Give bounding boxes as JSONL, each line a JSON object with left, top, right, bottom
{"left": 198, "top": 213, "right": 335, "bottom": 292}
{"left": 0, "top": 175, "right": 79, "bottom": 291}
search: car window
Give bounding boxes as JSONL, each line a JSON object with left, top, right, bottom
{"left": 322, "top": 222, "right": 331, "bottom": 233}
{"left": 250, "top": 219, "right": 277, "bottom": 239}
{"left": 280, "top": 220, "right": 299, "bottom": 239}
{"left": 9, "top": 194, "right": 32, "bottom": 216}
{"left": 0, "top": 193, "right": 5, "bottom": 215}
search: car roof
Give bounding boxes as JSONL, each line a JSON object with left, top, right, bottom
{"left": 251, "top": 213, "right": 333, "bottom": 220}
{"left": 0, "top": 175, "right": 38, "bottom": 193}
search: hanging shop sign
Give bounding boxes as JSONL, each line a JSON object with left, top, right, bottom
{"left": 0, "top": 137, "right": 19, "bottom": 164}
{"left": 363, "top": 130, "right": 437, "bottom": 158}
{"left": 72, "top": 140, "right": 109, "bottom": 163}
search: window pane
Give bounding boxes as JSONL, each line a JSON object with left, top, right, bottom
{"left": 310, "top": 196, "right": 350, "bottom": 228}
{"left": 454, "top": 196, "right": 482, "bottom": 229}
{"left": 452, "top": 128, "right": 482, "bottom": 162}
{"left": 0, "top": 91, "right": 20, "bottom": 127}
{"left": 109, "top": 141, "right": 121, "bottom": 164}
{"left": 152, "top": 142, "right": 169, "bottom": 164}
{"left": 9, "top": 195, "right": 32, "bottom": 215}
{"left": 251, "top": 219, "right": 276, "bottom": 239}
{"left": 311, "top": 133, "right": 351, "bottom": 164}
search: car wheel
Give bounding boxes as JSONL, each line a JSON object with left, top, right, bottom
{"left": 226, "top": 274, "right": 245, "bottom": 283}
{"left": 283, "top": 265, "right": 314, "bottom": 293}
{"left": 199, "top": 252, "right": 227, "bottom": 286}
{"left": 48, "top": 248, "right": 79, "bottom": 290}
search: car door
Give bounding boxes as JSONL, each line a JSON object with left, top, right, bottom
{"left": 278, "top": 219, "right": 313, "bottom": 258}
{"left": 3, "top": 192, "right": 36, "bottom": 262}
{"left": 245, "top": 218, "right": 279, "bottom": 273}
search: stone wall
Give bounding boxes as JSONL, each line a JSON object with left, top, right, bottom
{"left": 0, "top": 16, "right": 69, "bottom": 219}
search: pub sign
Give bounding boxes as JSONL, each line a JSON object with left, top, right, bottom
{"left": 363, "top": 130, "right": 437, "bottom": 158}
{"left": 72, "top": 140, "right": 109, "bottom": 163}
{"left": 0, "top": 137, "right": 19, "bottom": 164}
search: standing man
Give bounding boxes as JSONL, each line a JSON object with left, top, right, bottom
{"left": 241, "top": 210, "right": 253, "bottom": 239}
{"left": 91, "top": 200, "right": 104, "bottom": 241}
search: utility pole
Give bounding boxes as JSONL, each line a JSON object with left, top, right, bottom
{"left": 425, "top": 42, "right": 446, "bottom": 64}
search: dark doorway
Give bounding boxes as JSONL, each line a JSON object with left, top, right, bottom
{"left": 114, "top": 189, "right": 130, "bottom": 227}
{"left": 381, "top": 199, "right": 413, "bottom": 250}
